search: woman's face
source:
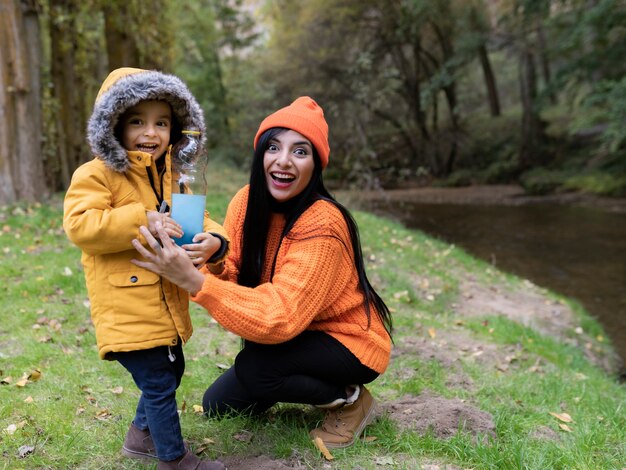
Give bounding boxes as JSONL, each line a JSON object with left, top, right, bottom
{"left": 263, "top": 129, "right": 315, "bottom": 202}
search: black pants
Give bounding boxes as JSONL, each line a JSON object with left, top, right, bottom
{"left": 202, "top": 330, "right": 378, "bottom": 416}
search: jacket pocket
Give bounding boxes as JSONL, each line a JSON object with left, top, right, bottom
{"left": 107, "top": 270, "right": 165, "bottom": 327}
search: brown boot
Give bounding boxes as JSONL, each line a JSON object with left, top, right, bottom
{"left": 121, "top": 422, "right": 157, "bottom": 460}
{"left": 309, "top": 385, "right": 377, "bottom": 449}
{"left": 156, "top": 448, "right": 226, "bottom": 470}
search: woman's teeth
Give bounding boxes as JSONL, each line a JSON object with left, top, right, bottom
{"left": 272, "top": 172, "right": 295, "bottom": 183}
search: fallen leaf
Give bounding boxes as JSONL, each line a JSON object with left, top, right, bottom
{"left": 374, "top": 456, "right": 395, "bottom": 466}
{"left": 428, "top": 327, "right": 436, "bottom": 339}
{"left": 362, "top": 436, "right": 378, "bottom": 442}
{"left": 193, "top": 405, "right": 204, "bottom": 414}
{"left": 28, "top": 369, "right": 42, "bottom": 381}
{"left": 558, "top": 423, "right": 573, "bottom": 432}
{"left": 496, "top": 363, "right": 509, "bottom": 372}
{"left": 94, "top": 409, "right": 111, "bottom": 420}
{"left": 194, "top": 438, "right": 216, "bottom": 453}
{"left": 5, "top": 424, "right": 17, "bottom": 435}
{"left": 313, "top": 437, "right": 334, "bottom": 460}
{"left": 18, "top": 444, "right": 35, "bottom": 458}
{"left": 392, "top": 290, "right": 411, "bottom": 303}
{"left": 233, "top": 430, "right": 253, "bottom": 442}
{"left": 549, "top": 412, "right": 574, "bottom": 423}
{"left": 24, "top": 396, "right": 34, "bottom": 403}
{"left": 15, "top": 378, "right": 29, "bottom": 387}
{"left": 109, "top": 386, "right": 123, "bottom": 395}
{"left": 215, "top": 363, "right": 230, "bottom": 370}
{"left": 1, "top": 376, "right": 12, "bottom": 385}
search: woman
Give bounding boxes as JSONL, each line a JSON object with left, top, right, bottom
{"left": 132, "top": 96, "right": 392, "bottom": 449}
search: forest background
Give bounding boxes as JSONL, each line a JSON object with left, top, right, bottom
{"left": 1, "top": 0, "right": 625, "bottom": 204}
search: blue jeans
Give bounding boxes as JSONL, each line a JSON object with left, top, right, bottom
{"left": 113, "top": 342, "right": 185, "bottom": 461}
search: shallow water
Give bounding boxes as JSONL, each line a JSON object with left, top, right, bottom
{"left": 360, "top": 199, "right": 626, "bottom": 367}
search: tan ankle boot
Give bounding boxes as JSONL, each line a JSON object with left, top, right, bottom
{"left": 309, "top": 385, "right": 377, "bottom": 448}
{"left": 156, "top": 448, "right": 226, "bottom": 469}
{"left": 121, "top": 422, "right": 157, "bottom": 460}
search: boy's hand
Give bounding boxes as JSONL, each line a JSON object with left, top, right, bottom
{"left": 182, "top": 232, "right": 221, "bottom": 266}
{"left": 146, "top": 211, "right": 183, "bottom": 239}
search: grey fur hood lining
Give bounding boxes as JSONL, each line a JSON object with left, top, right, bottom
{"left": 87, "top": 70, "right": 206, "bottom": 173}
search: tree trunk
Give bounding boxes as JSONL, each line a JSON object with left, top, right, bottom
{"left": 49, "top": 0, "right": 87, "bottom": 190}
{"left": 103, "top": 4, "right": 141, "bottom": 69}
{"left": 442, "top": 83, "right": 460, "bottom": 175}
{"left": 536, "top": 22, "right": 557, "bottom": 105}
{"left": 0, "top": 0, "right": 46, "bottom": 203}
{"left": 0, "top": 2, "right": 18, "bottom": 203}
{"left": 518, "top": 43, "right": 544, "bottom": 169}
{"left": 478, "top": 43, "right": 501, "bottom": 116}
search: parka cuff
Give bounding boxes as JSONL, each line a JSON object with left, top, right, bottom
{"left": 207, "top": 233, "right": 228, "bottom": 264}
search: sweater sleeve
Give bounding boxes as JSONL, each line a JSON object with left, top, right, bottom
{"left": 63, "top": 163, "right": 147, "bottom": 255}
{"left": 191, "top": 231, "right": 354, "bottom": 344}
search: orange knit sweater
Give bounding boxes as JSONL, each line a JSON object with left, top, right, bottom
{"left": 192, "top": 186, "right": 391, "bottom": 374}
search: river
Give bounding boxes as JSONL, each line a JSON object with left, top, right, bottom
{"left": 347, "top": 188, "right": 626, "bottom": 371}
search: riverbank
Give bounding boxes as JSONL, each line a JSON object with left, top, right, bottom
{"left": 0, "top": 179, "right": 624, "bottom": 468}
{"left": 341, "top": 184, "right": 626, "bottom": 213}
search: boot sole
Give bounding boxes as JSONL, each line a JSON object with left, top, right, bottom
{"left": 121, "top": 447, "right": 158, "bottom": 460}
{"left": 322, "top": 400, "right": 378, "bottom": 449}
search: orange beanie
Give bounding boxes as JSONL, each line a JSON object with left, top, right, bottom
{"left": 254, "top": 96, "right": 330, "bottom": 169}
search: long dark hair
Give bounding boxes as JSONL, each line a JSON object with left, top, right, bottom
{"left": 238, "top": 128, "right": 392, "bottom": 337}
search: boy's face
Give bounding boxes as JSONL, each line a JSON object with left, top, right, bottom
{"left": 120, "top": 100, "right": 172, "bottom": 161}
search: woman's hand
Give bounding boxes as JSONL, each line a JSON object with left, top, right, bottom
{"left": 131, "top": 223, "right": 205, "bottom": 295}
{"left": 182, "top": 232, "right": 221, "bottom": 266}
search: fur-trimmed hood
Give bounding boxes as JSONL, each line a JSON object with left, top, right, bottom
{"left": 87, "top": 67, "right": 206, "bottom": 173}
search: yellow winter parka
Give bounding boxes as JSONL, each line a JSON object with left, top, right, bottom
{"left": 63, "top": 68, "right": 227, "bottom": 359}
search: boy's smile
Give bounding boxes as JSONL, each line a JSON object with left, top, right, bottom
{"left": 120, "top": 100, "right": 172, "bottom": 161}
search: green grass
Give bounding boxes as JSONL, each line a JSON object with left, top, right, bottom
{"left": 0, "top": 164, "right": 624, "bottom": 469}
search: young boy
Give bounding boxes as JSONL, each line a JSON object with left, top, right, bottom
{"left": 63, "top": 68, "right": 227, "bottom": 470}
